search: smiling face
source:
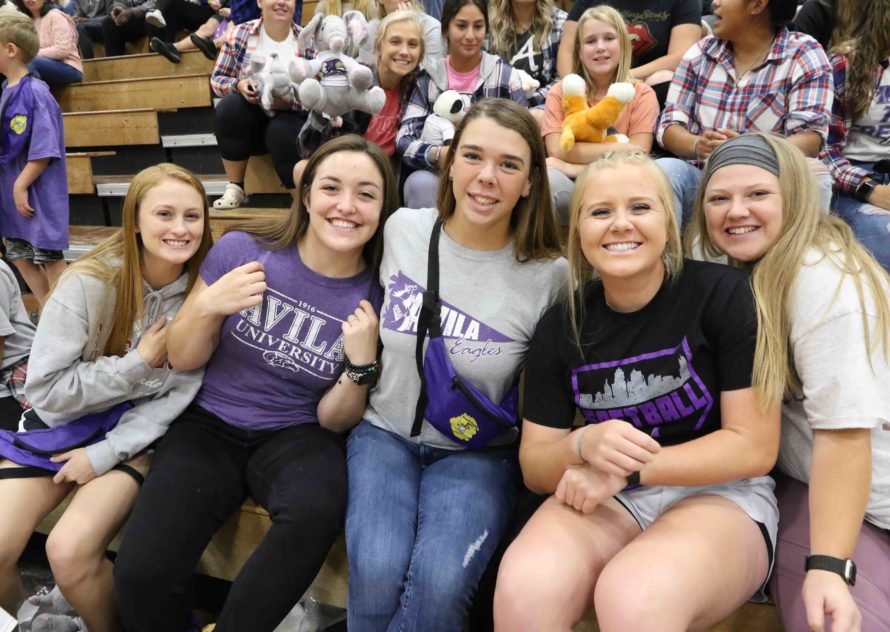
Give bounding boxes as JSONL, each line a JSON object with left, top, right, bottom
{"left": 301, "top": 150, "right": 384, "bottom": 263}
{"left": 257, "top": 0, "right": 295, "bottom": 25}
{"left": 448, "top": 116, "right": 532, "bottom": 239}
{"left": 377, "top": 19, "right": 422, "bottom": 82}
{"left": 446, "top": 3, "right": 486, "bottom": 67}
{"left": 137, "top": 178, "right": 205, "bottom": 277}
{"left": 703, "top": 163, "right": 783, "bottom": 263}
{"left": 579, "top": 17, "right": 621, "bottom": 82}
{"left": 577, "top": 164, "right": 669, "bottom": 290}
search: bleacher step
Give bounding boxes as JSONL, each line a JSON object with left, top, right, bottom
{"left": 94, "top": 174, "right": 228, "bottom": 197}
{"left": 63, "top": 109, "right": 160, "bottom": 148}
{"left": 82, "top": 50, "right": 214, "bottom": 82}
{"left": 64, "top": 225, "right": 118, "bottom": 261}
{"left": 162, "top": 133, "right": 217, "bottom": 148}
{"left": 56, "top": 74, "right": 212, "bottom": 113}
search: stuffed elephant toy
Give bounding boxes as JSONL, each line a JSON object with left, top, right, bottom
{"left": 289, "top": 11, "right": 386, "bottom": 127}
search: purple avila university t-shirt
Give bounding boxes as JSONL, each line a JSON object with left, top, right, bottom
{"left": 195, "top": 231, "right": 379, "bottom": 431}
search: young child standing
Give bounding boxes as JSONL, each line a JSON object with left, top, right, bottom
{"left": 0, "top": 5, "right": 69, "bottom": 307}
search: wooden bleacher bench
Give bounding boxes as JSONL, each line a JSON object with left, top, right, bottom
{"left": 55, "top": 74, "right": 212, "bottom": 113}
{"left": 63, "top": 109, "right": 161, "bottom": 148}
{"left": 82, "top": 50, "right": 215, "bottom": 82}
{"left": 66, "top": 151, "right": 115, "bottom": 195}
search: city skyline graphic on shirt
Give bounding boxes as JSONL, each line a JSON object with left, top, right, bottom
{"left": 572, "top": 337, "right": 714, "bottom": 436}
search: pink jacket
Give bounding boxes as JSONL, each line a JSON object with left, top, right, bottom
{"left": 34, "top": 9, "right": 83, "bottom": 73}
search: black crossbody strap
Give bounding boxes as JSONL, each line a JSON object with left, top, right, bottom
{"left": 411, "top": 219, "right": 443, "bottom": 437}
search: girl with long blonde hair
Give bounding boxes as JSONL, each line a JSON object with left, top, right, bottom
{"left": 486, "top": 0, "right": 566, "bottom": 109}
{"left": 360, "top": 0, "right": 443, "bottom": 73}
{"left": 543, "top": 6, "right": 659, "bottom": 223}
{"left": 495, "top": 149, "right": 781, "bottom": 630}
{"left": 691, "top": 132, "right": 890, "bottom": 631}
{"left": 0, "top": 163, "right": 211, "bottom": 632}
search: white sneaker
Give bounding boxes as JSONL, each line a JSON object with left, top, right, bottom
{"left": 213, "top": 183, "right": 248, "bottom": 210}
{"left": 145, "top": 9, "right": 166, "bottom": 28}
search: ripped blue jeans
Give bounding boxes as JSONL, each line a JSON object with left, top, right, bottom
{"left": 832, "top": 161, "right": 890, "bottom": 273}
{"left": 345, "top": 420, "right": 519, "bottom": 632}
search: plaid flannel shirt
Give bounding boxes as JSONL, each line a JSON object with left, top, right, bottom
{"left": 657, "top": 29, "right": 833, "bottom": 158}
{"left": 821, "top": 53, "right": 888, "bottom": 195}
{"left": 396, "top": 53, "right": 528, "bottom": 170}
{"left": 524, "top": 7, "right": 567, "bottom": 108}
{"left": 210, "top": 18, "right": 307, "bottom": 113}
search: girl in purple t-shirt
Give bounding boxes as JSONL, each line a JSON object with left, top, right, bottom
{"left": 113, "top": 135, "right": 399, "bottom": 632}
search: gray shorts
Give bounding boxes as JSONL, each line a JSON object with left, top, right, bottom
{"left": 614, "top": 475, "right": 778, "bottom": 598}
{"left": 4, "top": 238, "right": 63, "bottom": 264}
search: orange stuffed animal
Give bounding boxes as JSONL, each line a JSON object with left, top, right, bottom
{"left": 560, "top": 74, "right": 635, "bottom": 151}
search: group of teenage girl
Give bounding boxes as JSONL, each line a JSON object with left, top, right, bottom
{"left": 1, "top": 106, "right": 888, "bottom": 632}
{"left": 0, "top": 1, "right": 887, "bottom": 632}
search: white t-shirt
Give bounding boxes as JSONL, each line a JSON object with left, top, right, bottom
{"left": 845, "top": 58, "right": 890, "bottom": 163}
{"left": 254, "top": 25, "right": 299, "bottom": 88}
{"left": 778, "top": 248, "right": 890, "bottom": 529}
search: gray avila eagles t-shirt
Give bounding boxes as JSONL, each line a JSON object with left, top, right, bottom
{"left": 365, "top": 208, "right": 567, "bottom": 449}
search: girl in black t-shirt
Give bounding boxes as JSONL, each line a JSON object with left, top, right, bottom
{"left": 493, "top": 150, "right": 781, "bottom": 630}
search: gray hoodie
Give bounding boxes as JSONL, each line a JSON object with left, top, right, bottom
{"left": 25, "top": 269, "right": 203, "bottom": 476}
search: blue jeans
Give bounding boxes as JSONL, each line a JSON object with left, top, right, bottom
{"left": 27, "top": 56, "right": 82, "bottom": 86}
{"left": 834, "top": 193, "right": 890, "bottom": 273}
{"left": 655, "top": 157, "right": 701, "bottom": 227}
{"left": 346, "top": 421, "right": 519, "bottom": 632}
{"left": 830, "top": 160, "right": 890, "bottom": 273}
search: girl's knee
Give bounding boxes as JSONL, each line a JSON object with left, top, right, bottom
{"left": 494, "top": 541, "right": 586, "bottom": 629}
{"left": 45, "top": 528, "right": 96, "bottom": 586}
{"left": 594, "top": 561, "right": 675, "bottom": 630}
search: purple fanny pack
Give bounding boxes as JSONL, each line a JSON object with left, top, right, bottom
{"left": 0, "top": 402, "right": 132, "bottom": 471}
{"left": 411, "top": 220, "right": 518, "bottom": 449}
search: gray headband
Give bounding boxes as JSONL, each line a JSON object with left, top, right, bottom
{"left": 701, "top": 134, "right": 780, "bottom": 187}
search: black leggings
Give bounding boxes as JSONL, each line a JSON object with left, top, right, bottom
{"left": 155, "top": 0, "right": 215, "bottom": 42}
{"left": 113, "top": 406, "right": 348, "bottom": 632}
{"left": 214, "top": 92, "right": 307, "bottom": 189}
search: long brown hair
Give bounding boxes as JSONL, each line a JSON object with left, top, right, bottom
{"left": 435, "top": 99, "right": 563, "bottom": 262}
{"left": 58, "top": 164, "right": 213, "bottom": 357}
{"left": 689, "top": 132, "right": 890, "bottom": 407}
{"left": 231, "top": 135, "right": 398, "bottom": 272}
{"left": 487, "top": 0, "right": 556, "bottom": 61}
{"left": 835, "top": 0, "right": 889, "bottom": 121}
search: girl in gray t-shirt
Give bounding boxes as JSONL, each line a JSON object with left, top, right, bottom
{"left": 346, "top": 99, "right": 566, "bottom": 631}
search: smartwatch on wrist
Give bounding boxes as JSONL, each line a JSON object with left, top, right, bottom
{"left": 855, "top": 178, "right": 877, "bottom": 203}
{"left": 625, "top": 470, "right": 641, "bottom": 489}
{"left": 805, "top": 555, "right": 857, "bottom": 586}
{"left": 343, "top": 358, "right": 379, "bottom": 386}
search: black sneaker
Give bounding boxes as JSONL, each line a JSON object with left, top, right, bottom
{"left": 149, "top": 37, "right": 181, "bottom": 64}
{"left": 190, "top": 33, "right": 218, "bottom": 61}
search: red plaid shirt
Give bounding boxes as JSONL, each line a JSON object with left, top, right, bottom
{"left": 657, "top": 29, "right": 833, "bottom": 158}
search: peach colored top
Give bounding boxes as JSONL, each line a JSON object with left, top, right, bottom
{"left": 541, "top": 80, "right": 659, "bottom": 140}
